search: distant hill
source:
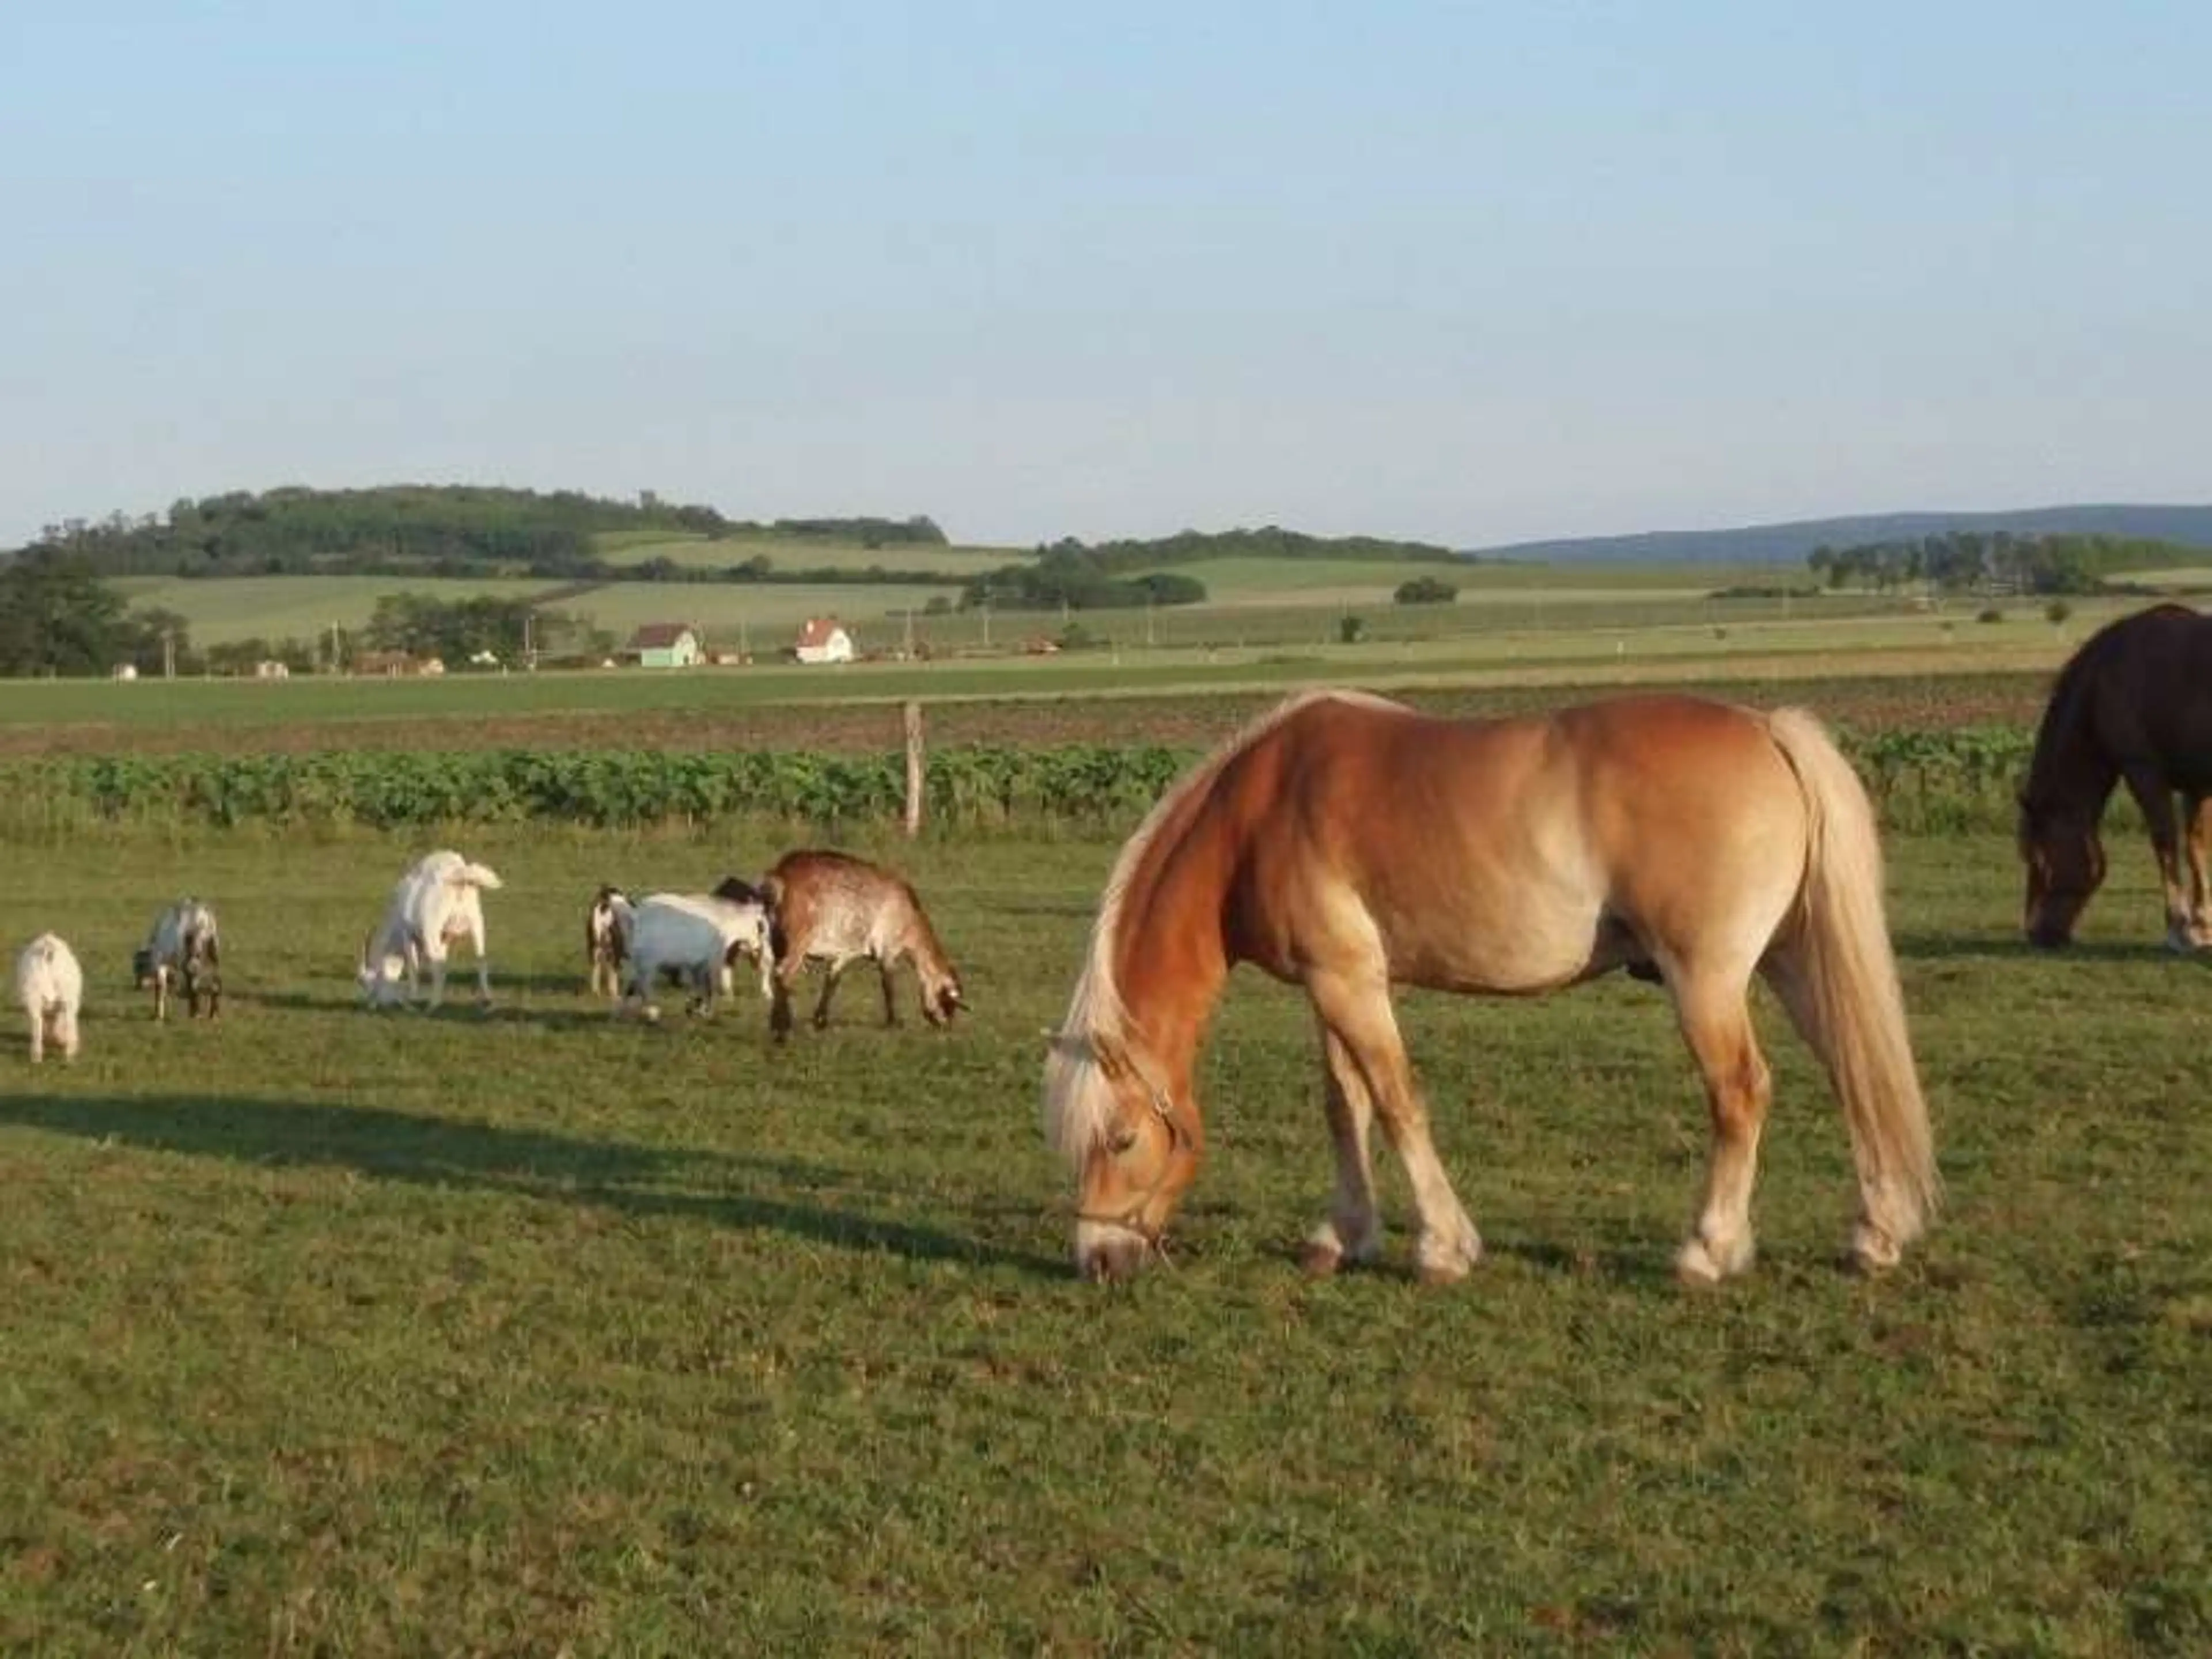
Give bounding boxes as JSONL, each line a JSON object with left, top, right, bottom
{"left": 1467, "top": 503, "right": 2212, "bottom": 565}
{"left": 5, "top": 485, "right": 950, "bottom": 581}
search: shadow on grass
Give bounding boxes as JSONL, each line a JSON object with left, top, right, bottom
{"left": 0, "top": 1091, "right": 1060, "bottom": 1277}
{"left": 1895, "top": 930, "right": 2212, "bottom": 967}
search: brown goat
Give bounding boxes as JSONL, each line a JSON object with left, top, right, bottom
{"left": 753, "top": 851, "right": 963, "bottom": 1039}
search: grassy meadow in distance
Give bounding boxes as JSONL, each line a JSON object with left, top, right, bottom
{"left": 2, "top": 819, "right": 2207, "bottom": 1652}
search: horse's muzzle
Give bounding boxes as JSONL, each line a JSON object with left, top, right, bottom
{"left": 1074, "top": 1219, "right": 1152, "bottom": 1282}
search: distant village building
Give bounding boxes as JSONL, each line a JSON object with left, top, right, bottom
{"left": 794, "top": 618, "right": 855, "bottom": 665}
{"left": 111, "top": 662, "right": 139, "bottom": 681}
{"left": 353, "top": 650, "right": 444, "bottom": 677}
{"left": 628, "top": 623, "right": 702, "bottom": 668}
{"left": 254, "top": 660, "right": 291, "bottom": 680}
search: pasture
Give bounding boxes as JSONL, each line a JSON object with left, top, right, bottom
{"left": 2, "top": 821, "right": 2207, "bottom": 1652}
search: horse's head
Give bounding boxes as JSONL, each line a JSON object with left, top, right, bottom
{"left": 2018, "top": 796, "right": 2105, "bottom": 948}
{"left": 1049, "top": 1031, "right": 1202, "bottom": 1282}
{"left": 131, "top": 946, "right": 154, "bottom": 989}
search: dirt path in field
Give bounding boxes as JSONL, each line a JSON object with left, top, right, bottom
{"left": 1, "top": 668, "right": 2053, "bottom": 759}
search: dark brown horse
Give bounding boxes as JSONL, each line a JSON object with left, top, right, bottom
{"left": 2019, "top": 604, "right": 2212, "bottom": 949}
{"left": 1043, "top": 690, "right": 1940, "bottom": 1285}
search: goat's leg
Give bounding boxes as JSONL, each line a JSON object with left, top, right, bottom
{"left": 811, "top": 958, "right": 858, "bottom": 1029}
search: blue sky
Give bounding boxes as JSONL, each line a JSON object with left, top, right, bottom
{"left": 3, "top": 2, "right": 2206, "bottom": 551}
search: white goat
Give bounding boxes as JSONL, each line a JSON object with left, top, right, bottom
{"left": 16, "top": 933, "right": 84, "bottom": 1063}
{"left": 618, "top": 890, "right": 772, "bottom": 1022}
{"left": 359, "top": 850, "right": 503, "bottom": 1010}
{"left": 138, "top": 899, "right": 222, "bottom": 1021}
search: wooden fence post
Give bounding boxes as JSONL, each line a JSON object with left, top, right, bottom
{"left": 903, "top": 700, "right": 925, "bottom": 838}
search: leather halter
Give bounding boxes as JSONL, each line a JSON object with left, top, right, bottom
{"left": 1068, "top": 1036, "right": 1190, "bottom": 1252}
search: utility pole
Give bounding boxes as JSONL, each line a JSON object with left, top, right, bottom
{"left": 982, "top": 594, "right": 991, "bottom": 649}
{"left": 903, "top": 607, "right": 914, "bottom": 659}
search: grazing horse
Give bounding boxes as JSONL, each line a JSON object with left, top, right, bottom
{"left": 2018, "top": 604, "right": 2212, "bottom": 949}
{"left": 1043, "top": 690, "right": 1940, "bottom": 1286}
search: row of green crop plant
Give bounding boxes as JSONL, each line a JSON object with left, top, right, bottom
{"left": 0, "top": 729, "right": 2054, "bottom": 839}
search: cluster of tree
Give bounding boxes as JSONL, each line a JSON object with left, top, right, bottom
{"left": 953, "top": 525, "right": 1465, "bottom": 613}
{"left": 1072, "top": 524, "right": 1465, "bottom": 574}
{"left": 361, "top": 592, "right": 608, "bottom": 665}
{"left": 959, "top": 544, "right": 1209, "bottom": 612}
{"left": 0, "top": 552, "right": 189, "bottom": 677}
{"left": 9, "top": 487, "right": 946, "bottom": 582}
{"left": 1805, "top": 532, "right": 2200, "bottom": 596}
{"left": 1392, "top": 575, "right": 1458, "bottom": 605}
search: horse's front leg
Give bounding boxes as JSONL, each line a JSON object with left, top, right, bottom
{"left": 1301, "top": 1021, "right": 1385, "bottom": 1276}
{"left": 2184, "top": 791, "right": 2212, "bottom": 948}
{"left": 877, "top": 956, "right": 900, "bottom": 1027}
{"left": 1306, "top": 970, "right": 1480, "bottom": 1284}
{"left": 1668, "top": 975, "right": 1772, "bottom": 1286}
{"left": 153, "top": 968, "right": 169, "bottom": 1023}
{"left": 2120, "top": 766, "right": 2192, "bottom": 949}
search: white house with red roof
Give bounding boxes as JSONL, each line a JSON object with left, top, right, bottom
{"left": 627, "top": 623, "right": 702, "bottom": 668}
{"left": 794, "top": 618, "right": 855, "bottom": 665}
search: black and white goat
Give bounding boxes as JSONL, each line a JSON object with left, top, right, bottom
{"left": 618, "top": 884, "right": 773, "bottom": 1022}
{"left": 136, "top": 899, "right": 222, "bottom": 1020}
{"left": 586, "top": 885, "right": 631, "bottom": 999}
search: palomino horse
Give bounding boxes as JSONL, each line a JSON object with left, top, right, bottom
{"left": 1043, "top": 690, "right": 1940, "bottom": 1285}
{"left": 2019, "top": 604, "right": 2212, "bottom": 949}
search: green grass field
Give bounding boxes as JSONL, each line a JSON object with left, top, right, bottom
{"left": 1, "top": 824, "right": 2205, "bottom": 1652}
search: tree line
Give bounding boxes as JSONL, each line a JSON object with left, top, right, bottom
{"left": 955, "top": 525, "right": 1469, "bottom": 612}
{"left": 10, "top": 486, "right": 948, "bottom": 582}
{"left": 1805, "top": 531, "right": 2196, "bottom": 596}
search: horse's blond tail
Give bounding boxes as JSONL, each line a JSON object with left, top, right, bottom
{"left": 1766, "top": 707, "right": 1941, "bottom": 1254}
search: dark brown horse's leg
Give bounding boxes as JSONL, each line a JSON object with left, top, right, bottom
{"left": 1301, "top": 1022, "right": 1384, "bottom": 1276}
{"left": 1667, "top": 975, "right": 1772, "bottom": 1286}
{"left": 2186, "top": 792, "right": 2212, "bottom": 947}
{"left": 2120, "top": 766, "right": 2191, "bottom": 948}
{"left": 1304, "top": 971, "right": 1481, "bottom": 1285}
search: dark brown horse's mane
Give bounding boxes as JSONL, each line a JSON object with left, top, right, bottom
{"left": 2020, "top": 604, "right": 2199, "bottom": 817}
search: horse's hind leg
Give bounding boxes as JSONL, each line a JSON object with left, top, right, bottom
{"left": 2120, "top": 766, "right": 2191, "bottom": 949}
{"left": 1669, "top": 974, "right": 1772, "bottom": 1286}
{"left": 1301, "top": 1022, "right": 1385, "bottom": 1277}
{"left": 1306, "top": 971, "right": 1481, "bottom": 1285}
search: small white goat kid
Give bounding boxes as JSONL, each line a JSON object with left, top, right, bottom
{"left": 618, "top": 889, "right": 772, "bottom": 1022}
{"left": 16, "top": 933, "right": 84, "bottom": 1063}
{"left": 359, "top": 850, "right": 503, "bottom": 1010}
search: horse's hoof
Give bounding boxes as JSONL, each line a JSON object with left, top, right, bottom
{"left": 1847, "top": 1224, "right": 1904, "bottom": 1275}
{"left": 1298, "top": 1240, "right": 1343, "bottom": 1278}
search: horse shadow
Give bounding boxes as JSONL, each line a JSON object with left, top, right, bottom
{"left": 0, "top": 1091, "right": 1061, "bottom": 1276}
{"left": 1893, "top": 930, "right": 2212, "bottom": 968}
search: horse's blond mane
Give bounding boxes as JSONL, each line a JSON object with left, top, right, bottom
{"left": 1041, "top": 688, "right": 1406, "bottom": 1167}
